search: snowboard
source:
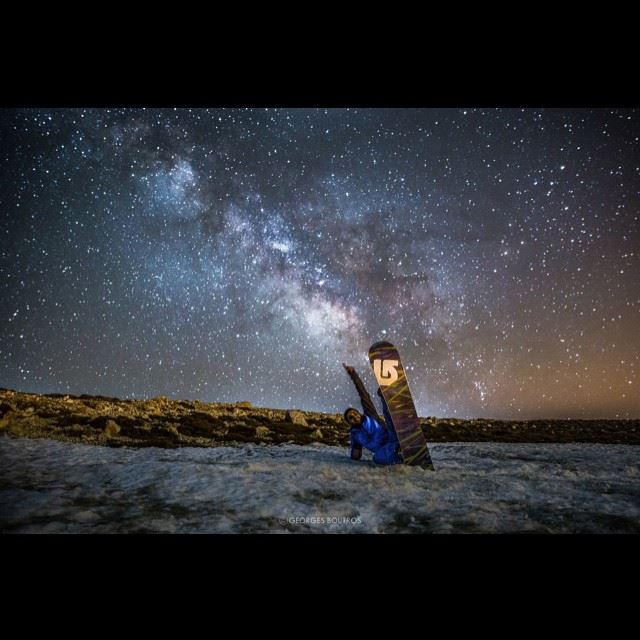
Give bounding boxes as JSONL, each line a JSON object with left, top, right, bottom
{"left": 368, "top": 341, "right": 434, "bottom": 470}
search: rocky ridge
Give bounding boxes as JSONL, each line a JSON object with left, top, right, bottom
{"left": 1, "top": 388, "right": 638, "bottom": 449}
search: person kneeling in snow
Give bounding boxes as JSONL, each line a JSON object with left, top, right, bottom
{"left": 342, "top": 363, "right": 402, "bottom": 465}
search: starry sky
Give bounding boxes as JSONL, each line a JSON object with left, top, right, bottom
{"left": 1, "top": 108, "right": 638, "bottom": 419}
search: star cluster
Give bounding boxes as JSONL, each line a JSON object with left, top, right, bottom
{"left": 1, "top": 108, "right": 638, "bottom": 418}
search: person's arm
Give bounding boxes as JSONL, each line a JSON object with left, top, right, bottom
{"left": 342, "top": 364, "right": 382, "bottom": 421}
{"left": 360, "top": 414, "right": 386, "bottom": 448}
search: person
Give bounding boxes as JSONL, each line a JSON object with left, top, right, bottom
{"left": 342, "top": 363, "right": 403, "bottom": 465}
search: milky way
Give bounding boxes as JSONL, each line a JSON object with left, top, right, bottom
{"left": 1, "top": 108, "right": 638, "bottom": 418}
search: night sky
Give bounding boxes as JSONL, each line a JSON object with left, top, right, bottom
{"left": 1, "top": 108, "right": 638, "bottom": 419}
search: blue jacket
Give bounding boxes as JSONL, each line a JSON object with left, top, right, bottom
{"left": 350, "top": 401, "right": 402, "bottom": 465}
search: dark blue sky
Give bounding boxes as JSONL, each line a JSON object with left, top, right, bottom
{"left": 1, "top": 108, "right": 638, "bottom": 418}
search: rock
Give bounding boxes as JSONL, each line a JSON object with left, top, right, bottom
{"left": 8, "top": 423, "right": 26, "bottom": 436}
{"left": 0, "top": 409, "right": 18, "bottom": 430}
{"left": 285, "top": 410, "right": 308, "bottom": 427}
{"left": 226, "top": 423, "right": 256, "bottom": 441}
{"left": 312, "top": 428, "right": 323, "bottom": 439}
{"left": 236, "top": 401, "right": 253, "bottom": 408}
{"left": 103, "top": 419, "right": 121, "bottom": 437}
{"left": 255, "top": 426, "right": 271, "bottom": 438}
{"left": 0, "top": 401, "right": 16, "bottom": 417}
{"left": 156, "top": 425, "right": 181, "bottom": 444}
{"left": 179, "top": 412, "right": 222, "bottom": 437}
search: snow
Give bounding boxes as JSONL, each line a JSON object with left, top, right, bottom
{"left": 1, "top": 437, "right": 639, "bottom": 533}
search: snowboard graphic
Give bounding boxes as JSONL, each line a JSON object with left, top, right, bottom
{"left": 368, "top": 341, "right": 434, "bottom": 470}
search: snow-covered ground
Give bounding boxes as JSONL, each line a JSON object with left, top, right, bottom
{"left": 1, "top": 437, "right": 638, "bottom": 533}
